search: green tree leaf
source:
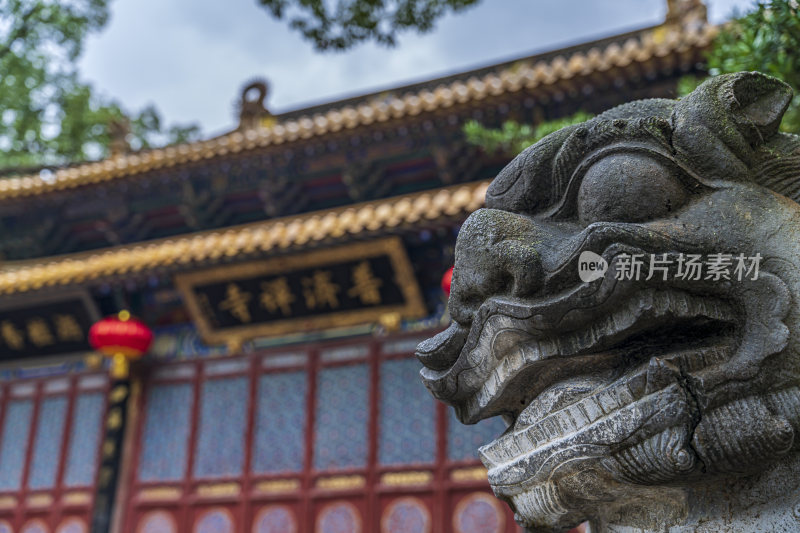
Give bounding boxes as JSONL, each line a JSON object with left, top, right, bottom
{"left": 683, "top": 0, "right": 800, "bottom": 132}
{"left": 468, "top": 0, "right": 799, "bottom": 157}
{"left": 256, "top": 0, "right": 481, "bottom": 51}
{"left": 0, "top": 0, "right": 201, "bottom": 172}
{"left": 464, "top": 111, "right": 594, "bottom": 156}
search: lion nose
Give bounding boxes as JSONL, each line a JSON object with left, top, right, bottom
{"left": 449, "top": 209, "right": 544, "bottom": 325}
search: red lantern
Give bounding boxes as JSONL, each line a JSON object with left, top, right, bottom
{"left": 441, "top": 266, "right": 454, "bottom": 296}
{"left": 89, "top": 310, "right": 153, "bottom": 379}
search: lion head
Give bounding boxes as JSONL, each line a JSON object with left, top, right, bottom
{"left": 417, "top": 72, "right": 800, "bottom": 531}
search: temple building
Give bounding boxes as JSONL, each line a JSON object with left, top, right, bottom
{"left": 0, "top": 3, "right": 713, "bottom": 532}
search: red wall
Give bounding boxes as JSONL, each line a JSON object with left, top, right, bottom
{"left": 123, "top": 332, "right": 520, "bottom": 533}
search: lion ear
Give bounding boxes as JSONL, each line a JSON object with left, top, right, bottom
{"left": 722, "top": 72, "right": 793, "bottom": 138}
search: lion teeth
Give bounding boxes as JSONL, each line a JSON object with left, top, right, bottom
{"left": 421, "top": 287, "right": 736, "bottom": 427}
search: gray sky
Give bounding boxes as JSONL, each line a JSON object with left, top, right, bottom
{"left": 78, "top": 0, "right": 754, "bottom": 137}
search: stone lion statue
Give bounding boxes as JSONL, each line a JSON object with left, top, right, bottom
{"left": 417, "top": 72, "right": 800, "bottom": 532}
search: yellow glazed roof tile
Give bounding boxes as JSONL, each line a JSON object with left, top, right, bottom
{"left": 0, "top": 24, "right": 715, "bottom": 200}
{"left": 0, "top": 181, "right": 490, "bottom": 294}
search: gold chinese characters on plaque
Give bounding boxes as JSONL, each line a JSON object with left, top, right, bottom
{"left": 176, "top": 237, "right": 426, "bottom": 345}
{"left": 0, "top": 291, "right": 97, "bottom": 358}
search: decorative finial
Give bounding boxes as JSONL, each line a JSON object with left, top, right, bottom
{"left": 237, "top": 78, "right": 274, "bottom": 130}
{"left": 665, "top": 0, "right": 707, "bottom": 29}
{"left": 108, "top": 116, "right": 131, "bottom": 156}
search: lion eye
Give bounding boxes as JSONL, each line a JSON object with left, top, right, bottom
{"left": 577, "top": 153, "right": 689, "bottom": 225}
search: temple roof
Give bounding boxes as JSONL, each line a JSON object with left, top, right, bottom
{"left": 0, "top": 22, "right": 715, "bottom": 201}
{"left": 0, "top": 3, "right": 718, "bottom": 293}
{"left": 0, "top": 181, "right": 487, "bottom": 294}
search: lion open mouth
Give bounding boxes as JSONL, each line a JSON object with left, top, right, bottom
{"left": 417, "top": 239, "right": 793, "bottom": 530}
{"left": 418, "top": 284, "right": 740, "bottom": 520}
{"left": 418, "top": 280, "right": 738, "bottom": 422}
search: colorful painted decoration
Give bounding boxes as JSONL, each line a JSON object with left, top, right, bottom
{"left": 381, "top": 498, "right": 431, "bottom": 533}
{"left": 316, "top": 502, "right": 362, "bottom": 533}
{"left": 20, "top": 521, "right": 48, "bottom": 533}
{"left": 253, "top": 505, "right": 297, "bottom": 533}
{"left": 149, "top": 325, "right": 227, "bottom": 359}
{"left": 138, "top": 511, "right": 176, "bottom": 533}
{"left": 453, "top": 492, "right": 505, "bottom": 533}
{"left": 55, "top": 518, "right": 87, "bottom": 533}
{"left": 194, "top": 509, "right": 233, "bottom": 533}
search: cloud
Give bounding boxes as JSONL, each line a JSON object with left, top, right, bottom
{"left": 78, "top": 0, "right": 756, "bottom": 136}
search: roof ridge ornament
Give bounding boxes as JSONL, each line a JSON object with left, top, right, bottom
{"left": 108, "top": 116, "right": 132, "bottom": 157}
{"left": 237, "top": 78, "right": 275, "bottom": 131}
{"left": 665, "top": 0, "right": 708, "bottom": 30}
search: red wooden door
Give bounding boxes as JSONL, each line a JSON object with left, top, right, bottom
{"left": 0, "top": 373, "right": 108, "bottom": 533}
{"left": 123, "top": 332, "right": 521, "bottom": 532}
